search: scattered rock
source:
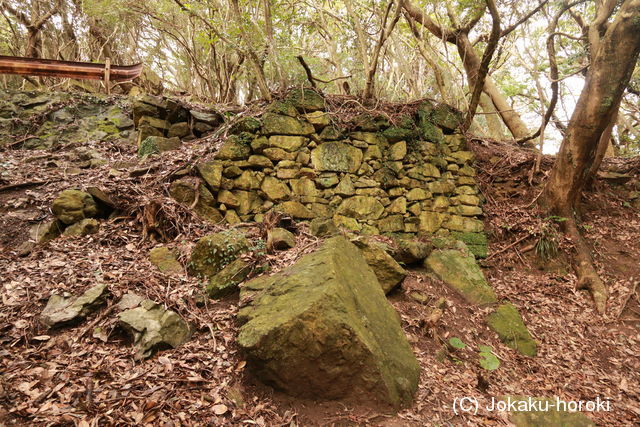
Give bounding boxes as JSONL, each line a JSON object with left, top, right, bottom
{"left": 505, "top": 397, "right": 596, "bottom": 426}
{"left": 188, "top": 230, "right": 249, "bottom": 278}
{"left": 149, "top": 247, "right": 183, "bottom": 274}
{"left": 118, "top": 298, "right": 191, "bottom": 359}
{"left": 30, "top": 219, "right": 63, "bottom": 243}
{"left": 353, "top": 238, "right": 407, "bottom": 293}
{"left": 62, "top": 218, "right": 100, "bottom": 237}
{"left": 486, "top": 303, "right": 537, "bottom": 357}
{"left": 424, "top": 243, "right": 496, "bottom": 305}
{"left": 267, "top": 227, "right": 296, "bottom": 250}
{"left": 237, "top": 236, "right": 420, "bottom": 407}
{"left": 206, "top": 258, "right": 252, "bottom": 298}
{"left": 52, "top": 189, "right": 98, "bottom": 225}
{"left": 41, "top": 283, "right": 109, "bottom": 328}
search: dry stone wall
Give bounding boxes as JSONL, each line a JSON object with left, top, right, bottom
{"left": 134, "top": 89, "right": 487, "bottom": 256}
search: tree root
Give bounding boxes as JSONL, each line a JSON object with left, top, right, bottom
{"left": 564, "top": 217, "right": 608, "bottom": 314}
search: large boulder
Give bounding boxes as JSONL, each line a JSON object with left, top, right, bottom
{"left": 237, "top": 236, "right": 420, "bottom": 407}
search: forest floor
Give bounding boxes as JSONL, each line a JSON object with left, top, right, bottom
{"left": 1, "top": 122, "right": 639, "bottom": 426}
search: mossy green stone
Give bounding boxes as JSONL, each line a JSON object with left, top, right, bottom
{"left": 353, "top": 238, "right": 407, "bottom": 293}
{"left": 487, "top": 303, "right": 537, "bottom": 357}
{"left": 262, "top": 113, "right": 314, "bottom": 136}
{"left": 505, "top": 397, "right": 595, "bottom": 426}
{"left": 149, "top": 247, "right": 183, "bottom": 274}
{"left": 237, "top": 237, "right": 419, "bottom": 407}
{"left": 206, "top": 258, "right": 252, "bottom": 298}
{"left": 216, "top": 135, "right": 251, "bottom": 160}
{"left": 188, "top": 231, "right": 249, "bottom": 279}
{"left": 286, "top": 89, "right": 326, "bottom": 112}
{"left": 196, "top": 161, "right": 223, "bottom": 190}
{"left": 336, "top": 196, "right": 384, "bottom": 220}
{"left": 62, "top": 218, "right": 100, "bottom": 236}
{"left": 311, "top": 141, "right": 363, "bottom": 173}
{"left": 52, "top": 189, "right": 98, "bottom": 225}
{"left": 425, "top": 247, "right": 497, "bottom": 305}
{"left": 451, "top": 231, "right": 488, "bottom": 258}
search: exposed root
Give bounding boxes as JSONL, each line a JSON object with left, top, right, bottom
{"left": 564, "top": 217, "right": 608, "bottom": 314}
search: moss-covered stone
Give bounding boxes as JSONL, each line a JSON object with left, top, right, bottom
{"left": 188, "top": 230, "right": 249, "bottom": 279}
{"left": 389, "top": 238, "right": 432, "bottom": 264}
{"left": 451, "top": 231, "right": 488, "bottom": 258}
{"left": 353, "top": 238, "right": 407, "bottom": 293}
{"left": 486, "top": 303, "right": 537, "bottom": 357}
{"left": 62, "top": 218, "right": 100, "bottom": 236}
{"left": 169, "top": 179, "right": 223, "bottom": 223}
{"left": 443, "top": 215, "right": 484, "bottom": 233}
{"left": 505, "top": 397, "right": 595, "bottom": 426}
{"left": 311, "top": 141, "right": 363, "bottom": 173}
{"left": 190, "top": 109, "right": 223, "bottom": 126}
{"left": 52, "top": 189, "right": 98, "bottom": 225}
{"left": 431, "top": 103, "right": 463, "bottom": 132}
{"left": 286, "top": 88, "right": 326, "bottom": 112}
{"left": 216, "top": 135, "right": 251, "bottom": 160}
{"left": 30, "top": 219, "right": 64, "bottom": 243}
{"left": 149, "top": 247, "right": 183, "bottom": 274}
{"left": 267, "top": 227, "right": 296, "bottom": 250}
{"left": 196, "top": 161, "right": 223, "bottom": 190}
{"left": 230, "top": 117, "right": 261, "bottom": 134}
{"left": 262, "top": 113, "right": 314, "bottom": 136}
{"left": 168, "top": 122, "right": 191, "bottom": 138}
{"left": 336, "top": 196, "right": 384, "bottom": 220}
{"left": 138, "top": 136, "right": 181, "bottom": 157}
{"left": 237, "top": 237, "right": 419, "bottom": 407}
{"left": 378, "top": 215, "right": 405, "bottom": 233}
{"left": 118, "top": 298, "right": 191, "bottom": 359}
{"left": 424, "top": 245, "right": 497, "bottom": 305}
{"left": 41, "top": 283, "right": 109, "bottom": 328}
{"left": 261, "top": 176, "right": 291, "bottom": 201}
{"left": 206, "top": 258, "right": 252, "bottom": 298}
{"left": 268, "top": 135, "right": 306, "bottom": 151}
{"left": 274, "top": 201, "right": 314, "bottom": 219}
{"left": 309, "top": 218, "right": 339, "bottom": 237}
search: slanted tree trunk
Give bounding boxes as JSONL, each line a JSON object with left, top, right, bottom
{"left": 542, "top": 0, "right": 640, "bottom": 313}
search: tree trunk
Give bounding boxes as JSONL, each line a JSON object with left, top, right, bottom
{"left": 542, "top": 0, "right": 640, "bottom": 313}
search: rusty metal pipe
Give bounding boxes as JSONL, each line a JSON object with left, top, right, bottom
{"left": 0, "top": 55, "right": 142, "bottom": 82}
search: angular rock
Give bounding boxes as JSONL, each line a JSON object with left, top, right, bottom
{"left": 309, "top": 218, "right": 339, "bottom": 237}
{"left": 237, "top": 237, "right": 420, "bottom": 407}
{"left": 149, "top": 247, "right": 183, "bottom": 274}
{"left": 268, "top": 135, "right": 306, "bottom": 151}
{"left": 190, "top": 109, "right": 223, "bottom": 126}
{"left": 138, "top": 136, "right": 181, "bottom": 156}
{"left": 168, "top": 122, "right": 191, "bottom": 138}
{"left": 188, "top": 230, "right": 249, "bottom": 279}
{"left": 424, "top": 244, "right": 496, "bottom": 305}
{"left": 62, "top": 218, "right": 100, "bottom": 236}
{"left": 52, "top": 189, "right": 98, "bottom": 225}
{"left": 261, "top": 113, "right": 314, "bottom": 136}
{"left": 486, "top": 303, "right": 537, "bottom": 357}
{"left": 206, "top": 258, "right": 252, "bottom": 299}
{"left": 274, "top": 201, "right": 314, "bottom": 219}
{"left": 267, "top": 227, "right": 296, "bottom": 250}
{"left": 169, "top": 179, "right": 223, "bottom": 223}
{"left": 30, "top": 219, "right": 63, "bottom": 243}
{"left": 389, "top": 141, "right": 407, "bottom": 160}
{"left": 261, "top": 176, "right": 291, "bottom": 201}
{"left": 216, "top": 135, "right": 251, "bottom": 160}
{"left": 286, "top": 88, "right": 325, "bottom": 112}
{"left": 41, "top": 283, "right": 109, "bottom": 328}
{"left": 196, "top": 161, "right": 223, "bottom": 190}
{"left": 336, "top": 196, "right": 384, "bottom": 220}
{"left": 118, "top": 298, "right": 191, "bottom": 359}
{"left": 390, "top": 238, "right": 432, "bottom": 265}
{"left": 353, "top": 238, "right": 407, "bottom": 293}
{"left": 311, "top": 142, "right": 363, "bottom": 173}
